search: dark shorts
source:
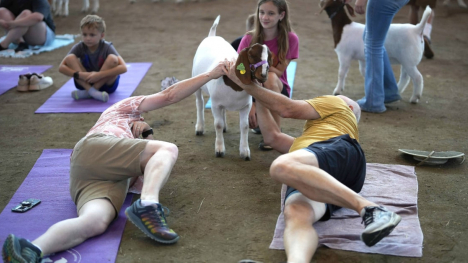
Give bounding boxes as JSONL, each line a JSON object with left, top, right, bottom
{"left": 74, "top": 75, "right": 120, "bottom": 94}
{"left": 285, "top": 134, "right": 366, "bottom": 221}
{"left": 253, "top": 83, "right": 289, "bottom": 102}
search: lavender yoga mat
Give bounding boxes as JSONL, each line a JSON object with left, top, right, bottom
{"left": 0, "top": 65, "right": 52, "bottom": 95}
{"left": 0, "top": 149, "right": 132, "bottom": 263}
{"left": 35, "top": 62, "right": 152, "bottom": 113}
{"left": 270, "top": 163, "right": 423, "bottom": 257}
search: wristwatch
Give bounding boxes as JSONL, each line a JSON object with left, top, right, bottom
{"left": 73, "top": 71, "right": 79, "bottom": 79}
{"left": 142, "top": 128, "right": 154, "bottom": 138}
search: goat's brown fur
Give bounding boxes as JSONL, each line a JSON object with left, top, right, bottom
{"left": 320, "top": 0, "right": 355, "bottom": 48}
{"left": 225, "top": 43, "right": 272, "bottom": 92}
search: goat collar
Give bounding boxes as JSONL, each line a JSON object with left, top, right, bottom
{"left": 250, "top": 60, "right": 268, "bottom": 71}
{"left": 328, "top": 2, "right": 346, "bottom": 19}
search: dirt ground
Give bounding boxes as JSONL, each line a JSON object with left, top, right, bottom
{"left": 0, "top": 0, "right": 467, "bottom": 262}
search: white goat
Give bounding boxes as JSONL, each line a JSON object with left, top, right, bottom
{"left": 192, "top": 15, "right": 271, "bottom": 160}
{"left": 51, "top": 0, "right": 99, "bottom": 17}
{"left": 443, "top": 0, "right": 467, "bottom": 8}
{"left": 320, "top": 0, "right": 432, "bottom": 104}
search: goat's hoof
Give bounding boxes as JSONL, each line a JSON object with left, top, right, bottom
{"left": 244, "top": 156, "right": 251, "bottom": 161}
{"left": 216, "top": 151, "right": 225, "bottom": 158}
{"left": 195, "top": 131, "right": 204, "bottom": 136}
{"left": 223, "top": 128, "right": 226, "bottom": 133}
{"left": 410, "top": 96, "right": 420, "bottom": 104}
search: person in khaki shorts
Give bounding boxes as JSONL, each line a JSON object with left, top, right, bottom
{"left": 2, "top": 61, "right": 228, "bottom": 263}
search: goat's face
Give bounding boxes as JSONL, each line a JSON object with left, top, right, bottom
{"left": 223, "top": 43, "right": 272, "bottom": 92}
{"left": 247, "top": 44, "right": 271, "bottom": 83}
{"left": 235, "top": 43, "right": 272, "bottom": 85}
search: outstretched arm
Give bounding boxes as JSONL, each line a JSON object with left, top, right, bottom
{"left": 223, "top": 59, "right": 320, "bottom": 121}
{"left": 138, "top": 61, "right": 226, "bottom": 112}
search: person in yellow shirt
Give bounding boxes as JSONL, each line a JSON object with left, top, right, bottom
{"left": 224, "top": 59, "right": 402, "bottom": 262}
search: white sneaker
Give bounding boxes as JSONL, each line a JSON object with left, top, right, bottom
{"left": 29, "top": 74, "right": 53, "bottom": 91}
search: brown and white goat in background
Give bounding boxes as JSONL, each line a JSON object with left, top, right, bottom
{"left": 192, "top": 15, "right": 271, "bottom": 160}
{"left": 319, "top": 0, "right": 432, "bottom": 104}
{"left": 51, "top": 0, "right": 99, "bottom": 17}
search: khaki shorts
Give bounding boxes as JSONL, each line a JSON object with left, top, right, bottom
{"left": 70, "top": 133, "right": 148, "bottom": 214}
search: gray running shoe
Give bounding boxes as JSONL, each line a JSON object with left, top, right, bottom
{"left": 2, "top": 234, "right": 42, "bottom": 263}
{"left": 125, "top": 199, "right": 179, "bottom": 244}
{"left": 361, "top": 206, "right": 401, "bottom": 246}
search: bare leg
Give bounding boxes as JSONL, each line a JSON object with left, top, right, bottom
{"left": 63, "top": 55, "right": 92, "bottom": 90}
{"left": 22, "top": 21, "right": 47, "bottom": 46}
{"left": 261, "top": 72, "right": 284, "bottom": 128}
{"left": 270, "top": 149, "right": 376, "bottom": 214}
{"left": 93, "top": 54, "right": 119, "bottom": 90}
{"left": 32, "top": 198, "right": 115, "bottom": 255}
{"left": 1, "top": 10, "right": 46, "bottom": 47}
{"left": 0, "top": 8, "right": 15, "bottom": 48}
{"left": 255, "top": 99, "right": 294, "bottom": 154}
{"left": 284, "top": 193, "right": 326, "bottom": 263}
{"left": 138, "top": 140, "right": 179, "bottom": 202}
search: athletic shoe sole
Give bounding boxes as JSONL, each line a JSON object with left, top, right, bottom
{"left": 125, "top": 208, "right": 180, "bottom": 244}
{"left": 361, "top": 214, "right": 401, "bottom": 247}
{"left": 2, "top": 234, "right": 27, "bottom": 263}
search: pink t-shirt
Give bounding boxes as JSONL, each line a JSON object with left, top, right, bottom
{"left": 86, "top": 96, "right": 146, "bottom": 138}
{"left": 238, "top": 32, "right": 299, "bottom": 95}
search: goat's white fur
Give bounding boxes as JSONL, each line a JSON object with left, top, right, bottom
{"left": 443, "top": 0, "right": 467, "bottom": 8}
{"left": 192, "top": 15, "right": 253, "bottom": 160}
{"left": 332, "top": 6, "right": 432, "bottom": 104}
{"left": 51, "top": 0, "right": 100, "bottom": 17}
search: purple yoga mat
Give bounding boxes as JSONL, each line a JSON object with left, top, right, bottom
{"left": 0, "top": 149, "right": 132, "bottom": 263}
{"left": 0, "top": 65, "right": 52, "bottom": 95}
{"left": 35, "top": 62, "right": 152, "bottom": 113}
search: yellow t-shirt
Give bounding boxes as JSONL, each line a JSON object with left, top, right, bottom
{"left": 289, "top": 96, "right": 359, "bottom": 153}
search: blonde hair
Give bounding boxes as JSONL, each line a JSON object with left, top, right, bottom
{"left": 80, "top": 15, "right": 106, "bottom": 33}
{"left": 249, "top": 0, "right": 292, "bottom": 62}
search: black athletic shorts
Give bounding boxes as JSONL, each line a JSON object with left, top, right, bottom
{"left": 285, "top": 134, "right": 366, "bottom": 221}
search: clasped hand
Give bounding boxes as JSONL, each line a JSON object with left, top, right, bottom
{"left": 131, "top": 121, "right": 151, "bottom": 138}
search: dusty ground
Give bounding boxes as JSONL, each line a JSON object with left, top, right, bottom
{"left": 1, "top": 0, "right": 467, "bottom": 262}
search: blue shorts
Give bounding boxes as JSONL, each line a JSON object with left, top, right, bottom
{"left": 43, "top": 25, "right": 55, "bottom": 47}
{"left": 74, "top": 75, "right": 120, "bottom": 94}
{"left": 284, "top": 134, "right": 366, "bottom": 221}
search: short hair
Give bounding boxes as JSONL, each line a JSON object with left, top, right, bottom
{"left": 80, "top": 15, "right": 106, "bottom": 33}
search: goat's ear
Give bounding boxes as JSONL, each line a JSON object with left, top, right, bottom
{"left": 345, "top": 4, "right": 356, "bottom": 17}
{"left": 236, "top": 47, "right": 252, "bottom": 85}
{"left": 222, "top": 75, "right": 243, "bottom": 92}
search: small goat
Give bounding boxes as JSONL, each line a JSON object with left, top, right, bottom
{"left": 320, "top": 0, "right": 432, "bottom": 104}
{"left": 51, "top": 0, "right": 99, "bottom": 17}
{"left": 192, "top": 15, "right": 271, "bottom": 160}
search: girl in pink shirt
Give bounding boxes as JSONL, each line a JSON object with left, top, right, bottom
{"left": 237, "top": 0, "right": 299, "bottom": 150}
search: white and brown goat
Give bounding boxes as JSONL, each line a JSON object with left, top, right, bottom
{"left": 320, "top": 0, "right": 432, "bottom": 103}
{"left": 192, "top": 15, "right": 271, "bottom": 160}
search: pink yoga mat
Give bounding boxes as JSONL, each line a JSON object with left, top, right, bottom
{"left": 0, "top": 149, "right": 132, "bottom": 263}
{"left": 0, "top": 65, "right": 52, "bottom": 95}
{"left": 35, "top": 62, "right": 152, "bottom": 113}
{"left": 270, "top": 163, "right": 423, "bottom": 257}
